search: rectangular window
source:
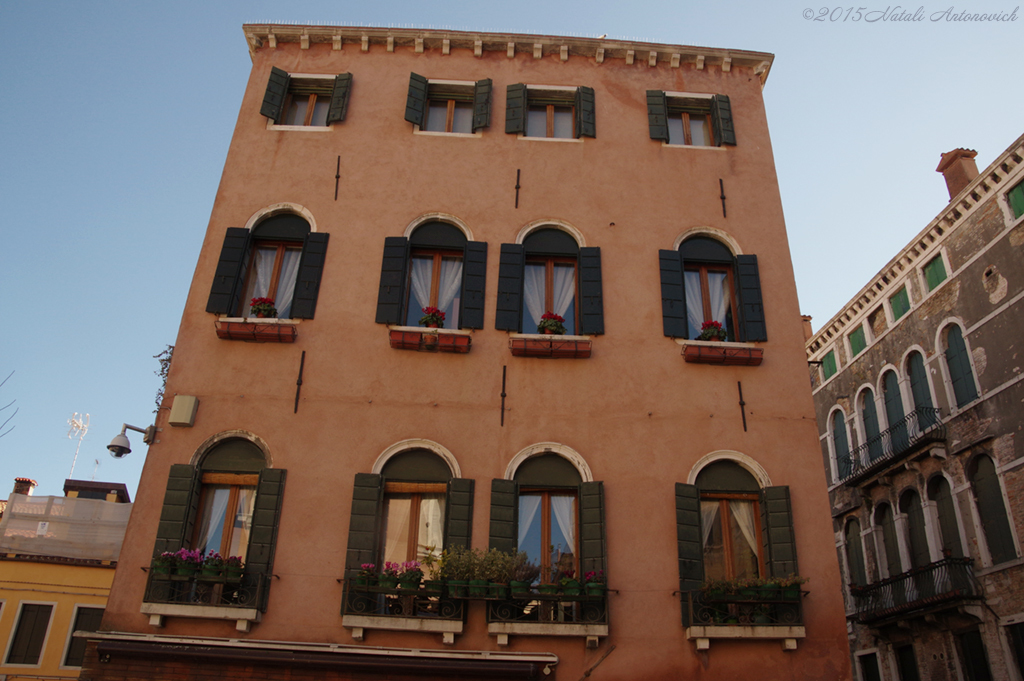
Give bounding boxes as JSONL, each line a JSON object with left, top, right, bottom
{"left": 192, "top": 473, "right": 257, "bottom": 561}
{"left": 505, "top": 84, "right": 595, "bottom": 139}
{"left": 700, "top": 494, "right": 763, "bottom": 581}
{"left": 526, "top": 95, "right": 575, "bottom": 138}
{"left": 1008, "top": 179, "right": 1024, "bottom": 219}
{"left": 684, "top": 265, "right": 736, "bottom": 340}
{"left": 381, "top": 482, "right": 446, "bottom": 565}
{"left": 666, "top": 95, "right": 714, "bottom": 146}
{"left": 422, "top": 82, "right": 475, "bottom": 133}
{"left": 522, "top": 258, "right": 577, "bottom": 335}
{"left": 63, "top": 607, "right": 104, "bottom": 667}
{"left": 822, "top": 350, "right": 837, "bottom": 380}
{"left": 923, "top": 255, "right": 947, "bottom": 291}
{"left": 890, "top": 286, "right": 911, "bottom": 320}
{"left": 282, "top": 78, "right": 333, "bottom": 126}
{"left": 242, "top": 242, "right": 303, "bottom": 319}
{"left": 404, "top": 251, "right": 464, "bottom": 327}
{"left": 849, "top": 325, "right": 867, "bottom": 357}
{"left": 518, "top": 489, "right": 578, "bottom": 584}
{"left": 6, "top": 603, "right": 53, "bottom": 665}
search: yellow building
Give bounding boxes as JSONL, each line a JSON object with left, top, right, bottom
{"left": 0, "top": 479, "right": 130, "bottom": 680}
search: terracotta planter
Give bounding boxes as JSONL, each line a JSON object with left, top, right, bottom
{"left": 683, "top": 344, "right": 763, "bottom": 366}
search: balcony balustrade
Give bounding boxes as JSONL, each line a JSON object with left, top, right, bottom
{"left": 849, "top": 557, "right": 981, "bottom": 624}
{"left": 838, "top": 407, "right": 944, "bottom": 485}
{"left": 683, "top": 589, "right": 805, "bottom": 627}
{"left": 143, "top": 569, "right": 266, "bottom": 610}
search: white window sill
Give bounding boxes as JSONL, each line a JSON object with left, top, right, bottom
{"left": 675, "top": 338, "right": 757, "bottom": 348}
{"left": 488, "top": 621, "right": 608, "bottom": 638}
{"left": 266, "top": 122, "right": 334, "bottom": 132}
{"left": 343, "top": 614, "right": 463, "bottom": 645}
{"left": 660, "top": 143, "right": 726, "bottom": 150}
{"left": 686, "top": 625, "right": 805, "bottom": 650}
{"left": 413, "top": 129, "right": 482, "bottom": 138}
{"left": 141, "top": 602, "right": 260, "bottom": 632}
{"left": 516, "top": 135, "right": 584, "bottom": 143}
{"left": 389, "top": 325, "right": 471, "bottom": 336}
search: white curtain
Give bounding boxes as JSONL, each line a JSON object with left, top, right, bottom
{"left": 551, "top": 496, "right": 576, "bottom": 559}
{"left": 708, "top": 272, "right": 729, "bottom": 327}
{"left": 700, "top": 500, "right": 719, "bottom": 547}
{"left": 518, "top": 495, "right": 542, "bottom": 548}
{"left": 523, "top": 265, "right": 546, "bottom": 330}
{"left": 245, "top": 248, "right": 277, "bottom": 316}
{"left": 437, "top": 258, "right": 463, "bottom": 321}
{"left": 408, "top": 258, "right": 433, "bottom": 317}
{"left": 730, "top": 501, "right": 758, "bottom": 557}
{"left": 275, "top": 249, "right": 301, "bottom": 318}
{"left": 417, "top": 497, "right": 445, "bottom": 560}
{"left": 383, "top": 498, "right": 411, "bottom": 565}
{"left": 685, "top": 271, "right": 704, "bottom": 335}
{"left": 551, "top": 265, "right": 575, "bottom": 319}
{"left": 195, "top": 488, "right": 230, "bottom": 555}
{"left": 229, "top": 488, "right": 256, "bottom": 559}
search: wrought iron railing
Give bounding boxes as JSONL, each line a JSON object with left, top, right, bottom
{"left": 342, "top": 580, "right": 464, "bottom": 621}
{"left": 849, "top": 557, "right": 981, "bottom": 624}
{"left": 683, "top": 589, "right": 804, "bottom": 627}
{"left": 838, "top": 407, "right": 944, "bottom": 485}
{"left": 485, "top": 588, "right": 608, "bottom": 625}
{"left": 144, "top": 569, "right": 266, "bottom": 610}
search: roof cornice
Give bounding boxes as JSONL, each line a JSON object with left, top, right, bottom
{"left": 242, "top": 24, "right": 774, "bottom": 86}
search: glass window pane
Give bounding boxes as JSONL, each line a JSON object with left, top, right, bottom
{"left": 684, "top": 270, "right": 704, "bottom": 339}
{"left": 383, "top": 495, "right": 413, "bottom": 565}
{"left": 310, "top": 98, "right": 330, "bottom": 126}
{"left": 690, "top": 116, "right": 709, "bottom": 146}
{"left": 451, "top": 102, "right": 473, "bottom": 133}
{"left": 549, "top": 495, "right": 576, "bottom": 579}
{"left": 701, "top": 500, "right": 726, "bottom": 580}
{"left": 728, "top": 500, "right": 760, "bottom": 579}
{"left": 243, "top": 247, "right": 278, "bottom": 317}
{"left": 228, "top": 487, "right": 256, "bottom": 559}
{"left": 284, "top": 97, "right": 308, "bottom": 125}
{"left": 667, "top": 116, "right": 685, "bottom": 145}
{"left": 526, "top": 106, "right": 548, "bottom": 137}
{"left": 273, "top": 248, "right": 302, "bottom": 319}
{"left": 416, "top": 494, "right": 446, "bottom": 561}
{"left": 518, "top": 493, "right": 543, "bottom": 579}
{"left": 406, "top": 255, "right": 435, "bottom": 326}
{"left": 425, "top": 101, "right": 448, "bottom": 132}
{"left": 438, "top": 256, "right": 463, "bottom": 327}
{"left": 707, "top": 271, "right": 731, "bottom": 331}
{"left": 553, "top": 262, "right": 576, "bottom": 335}
{"left": 552, "top": 107, "right": 573, "bottom": 138}
{"left": 522, "top": 262, "right": 547, "bottom": 332}
{"left": 195, "top": 486, "right": 231, "bottom": 556}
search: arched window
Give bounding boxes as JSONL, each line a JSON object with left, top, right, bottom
{"left": 899, "top": 490, "right": 930, "bottom": 568}
{"left": 495, "top": 228, "right": 605, "bottom": 335}
{"left": 882, "top": 370, "right": 908, "bottom": 453}
{"left": 658, "top": 237, "right": 766, "bottom": 342}
{"left": 927, "top": 476, "right": 963, "bottom": 558}
{"left": 860, "top": 389, "right": 883, "bottom": 462}
{"left": 193, "top": 439, "right": 266, "bottom": 562}
{"left": 944, "top": 325, "right": 979, "bottom": 408}
{"left": 206, "top": 213, "right": 330, "bottom": 320}
{"left": 969, "top": 454, "right": 1016, "bottom": 565}
{"left": 845, "top": 517, "right": 868, "bottom": 586}
{"left": 874, "top": 503, "right": 902, "bottom": 578}
{"left": 832, "top": 410, "right": 852, "bottom": 480}
{"left": 906, "top": 351, "right": 937, "bottom": 428}
{"left": 375, "top": 221, "right": 487, "bottom": 330}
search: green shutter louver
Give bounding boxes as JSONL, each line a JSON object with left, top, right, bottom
{"left": 473, "top": 78, "right": 492, "bottom": 132}
{"left": 460, "top": 241, "right": 487, "bottom": 329}
{"left": 710, "top": 94, "right": 736, "bottom": 146}
{"left": 675, "top": 483, "right": 704, "bottom": 596}
{"left": 405, "top": 73, "right": 429, "bottom": 127}
{"left": 505, "top": 84, "right": 527, "bottom": 135}
{"left": 260, "top": 67, "right": 290, "bottom": 123}
{"left": 326, "top": 73, "right": 352, "bottom": 124}
{"left": 1009, "top": 180, "right": 1024, "bottom": 219}
{"left": 579, "top": 481, "right": 606, "bottom": 576}
{"left": 735, "top": 254, "right": 767, "bottom": 341}
{"left": 574, "top": 86, "right": 596, "bottom": 138}
{"left": 245, "top": 468, "right": 286, "bottom": 612}
{"left": 832, "top": 411, "right": 851, "bottom": 480}
{"left": 153, "top": 464, "right": 201, "bottom": 559}
{"left": 760, "top": 486, "right": 798, "bottom": 578}
{"left": 375, "top": 237, "right": 409, "bottom": 324}
{"left": 444, "top": 478, "right": 475, "bottom": 550}
{"left": 290, "top": 232, "right": 329, "bottom": 319}
{"left": 489, "top": 478, "right": 519, "bottom": 553}
{"left": 946, "top": 325, "right": 979, "bottom": 407}
{"left": 578, "top": 247, "right": 604, "bottom": 335}
{"left": 206, "top": 228, "right": 252, "bottom": 315}
{"left": 495, "top": 244, "right": 525, "bottom": 331}
{"left": 345, "top": 473, "right": 384, "bottom": 577}
{"left": 646, "top": 90, "right": 670, "bottom": 142}
{"left": 907, "top": 352, "right": 936, "bottom": 427}
{"left": 659, "top": 249, "right": 688, "bottom": 337}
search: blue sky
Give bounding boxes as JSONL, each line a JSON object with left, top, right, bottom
{"left": 1, "top": 0, "right": 1020, "bottom": 497}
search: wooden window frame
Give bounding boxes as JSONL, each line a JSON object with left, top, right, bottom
{"left": 191, "top": 472, "right": 258, "bottom": 559}
{"left": 520, "top": 487, "right": 579, "bottom": 584}
{"left": 526, "top": 100, "right": 574, "bottom": 139}
{"left": 699, "top": 491, "right": 765, "bottom": 580}
{"left": 238, "top": 240, "right": 303, "bottom": 317}
{"left": 382, "top": 481, "right": 447, "bottom": 563}
{"left": 524, "top": 255, "right": 578, "bottom": 332}
{"left": 425, "top": 98, "right": 473, "bottom": 133}
{"left": 405, "top": 248, "right": 464, "bottom": 324}
{"left": 282, "top": 92, "right": 328, "bottom": 126}
{"left": 685, "top": 263, "right": 738, "bottom": 339}
{"left": 671, "top": 110, "right": 713, "bottom": 146}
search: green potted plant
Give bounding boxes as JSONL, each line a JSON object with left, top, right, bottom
{"left": 439, "top": 546, "right": 474, "bottom": 598}
{"left": 779, "top": 575, "right": 809, "bottom": 600}
{"left": 355, "top": 563, "right": 376, "bottom": 589}
{"left": 583, "top": 569, "right": 606, "bottom": 597}
{"left": 419, "top": 306, "right": 445, "bottom": 328}
{"left": 419, "top": 550, "right": 443, "bottom": 595}
{"left": 481, "top": 548, "right": 516, "bottom": 599}
{"left": 223, "top": 555, "right": 244, "bottom": 583}
{"left": 171, "top": 548, "right": 204, "bottom": 578}
{"left": 559, "top": 569, "right": 582, "bottom": 596}
{"left": 250, "top": 297, "right": 277, "bottom": 318}
{"left": 201, "top": 551, "right": 226, "bottom": 578}
{"left": 737, "top": 576, "right": 761, "bottom": 600}
{"left": 379, "top": 561, "right": 401, "bottom": 590}
{"left": 700, "top": 578, "right": 735, "bottom": 601}
{"left": 698, "top": 320, "right": 728, "bottom": 342}
{"left": 537, "top": 311, "right": 566, "bottom": 335}
{"left": 152, "top": 551, "right": 176, "bottom": 577}
{"left": 510, "top": 554, "right": 539, "bottom": 596}
{"left": 399, "top": 560, "right": 423, "bottom": 590}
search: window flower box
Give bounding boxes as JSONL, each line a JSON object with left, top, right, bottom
{"left": 215, "top": 319, "right": 297, "bottom": 343}
{"left": 389, "top": 328, "right": 472, "bottom": 354}
{"left": 509, "top": 335, "right": 592, "bottom": 359}
{"left": 682, "top": 341, "right": 762, "bottom": 366}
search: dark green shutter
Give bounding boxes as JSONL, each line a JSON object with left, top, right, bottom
{"left": 260, "top": 66, "right": 290, "bottom": 122}
{"left": 489, "top": 479, "right": 519, "bottom": 553}
{"left": 473, "top": 78, "right": 492, "bottom": 132}
{"left": 946, "top": 326, "right": 979, "bottom": 407}
{"left": 505, "top": 84, "right": 527, "bottom": 134}
{"left": 152, "top": 464, "right": 201, "bottom": 558}
{"left": 760, "top": 486, "right": 798, "bottom": 577}
{"left": 905, "top": 494, "right": 930, "bottom": 568}
{"left": 735, "top": 254, "right": 767, "bottom": 342}
{"left": 659, "top": 249, "right": 688, "bottom": 337}
{"left": 460, "top": 241, "right": 487, "bottom": 329}
{"left": 405, "top": 73, "right": 429, "bottom": 127}
{"left": 375, "top": 237, "right": 409, "bottom": 324}
{"left": 205, "top": 228, "right": 252, "bottom": 315}
{"left": 290, "top": 232, "right": 329, "bottom": 319}
{"left": 908, "top": 352, "right": 936, "bottom": 426}
{"left": 578, "top": 247, "right": 604, "bottom": 335}
{"left": 1009, "top": 181, "right": 1024, "bottom": 219}
{"left": 574, "top": 86, "right": 596, "bottom": 138}
{"left": 863, "top": 392, "right": 884, "bottom": 462}
{"left": 972, "top": 456, "right": 1016, "bottom": 564}
{"left": 646, "top": 90, "right": 670, "bottom": 142}
{"left": 345, "top": 473, "right": 384, "bottom": 576}
{"left": 326, "top": 73, "right": 352, "bottom": 124}
{"left": 832, "top": 411, "right": 851, "bottom": 480}
{"left": 675, "top": 483, "right": 704, "bottom": 594}
{"left": 7, "top": 604, "right": 53, "bottom": 665}
{"left": 579, "top": 481, "right": 606, "bottom": 575}
{"left": 64, "top": 607, "right": 104, "bottom": 667}
{"left": 495, "top": 244, "right": 525, "bottom": 331}
{"left": 884, "top": 371, "right": 909, "bottom": 453}
{"left": 932, "top": 477, "right": 963, "bottom": 558}
{"left": 710, "top": 94, "right": 736, "bottom": 146}
{"left": 246, "top": 468, "right": 286, "bottom": 612}
{"left": 444, "top": 478, "right": 475, "bottom": 550}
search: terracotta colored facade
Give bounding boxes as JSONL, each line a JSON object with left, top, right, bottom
{"left": 82, "top": 25, "right": 851, "bottom": 680}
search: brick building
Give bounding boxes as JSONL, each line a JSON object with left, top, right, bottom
{"left": 80, "top": 24, "right": 851, "bottom": 680}
{"left": 806, "top": 134, "right": 1024, "bottom": 680}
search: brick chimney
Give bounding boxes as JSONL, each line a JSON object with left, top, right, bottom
{"left": 801, "top": 315, "right": 814, "bottom": 343}
{"left": 13, "top": 477, "right": 37, "bottom": 496}
{"left": 936, "top": 148, "right": 979, "bottom": 200}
